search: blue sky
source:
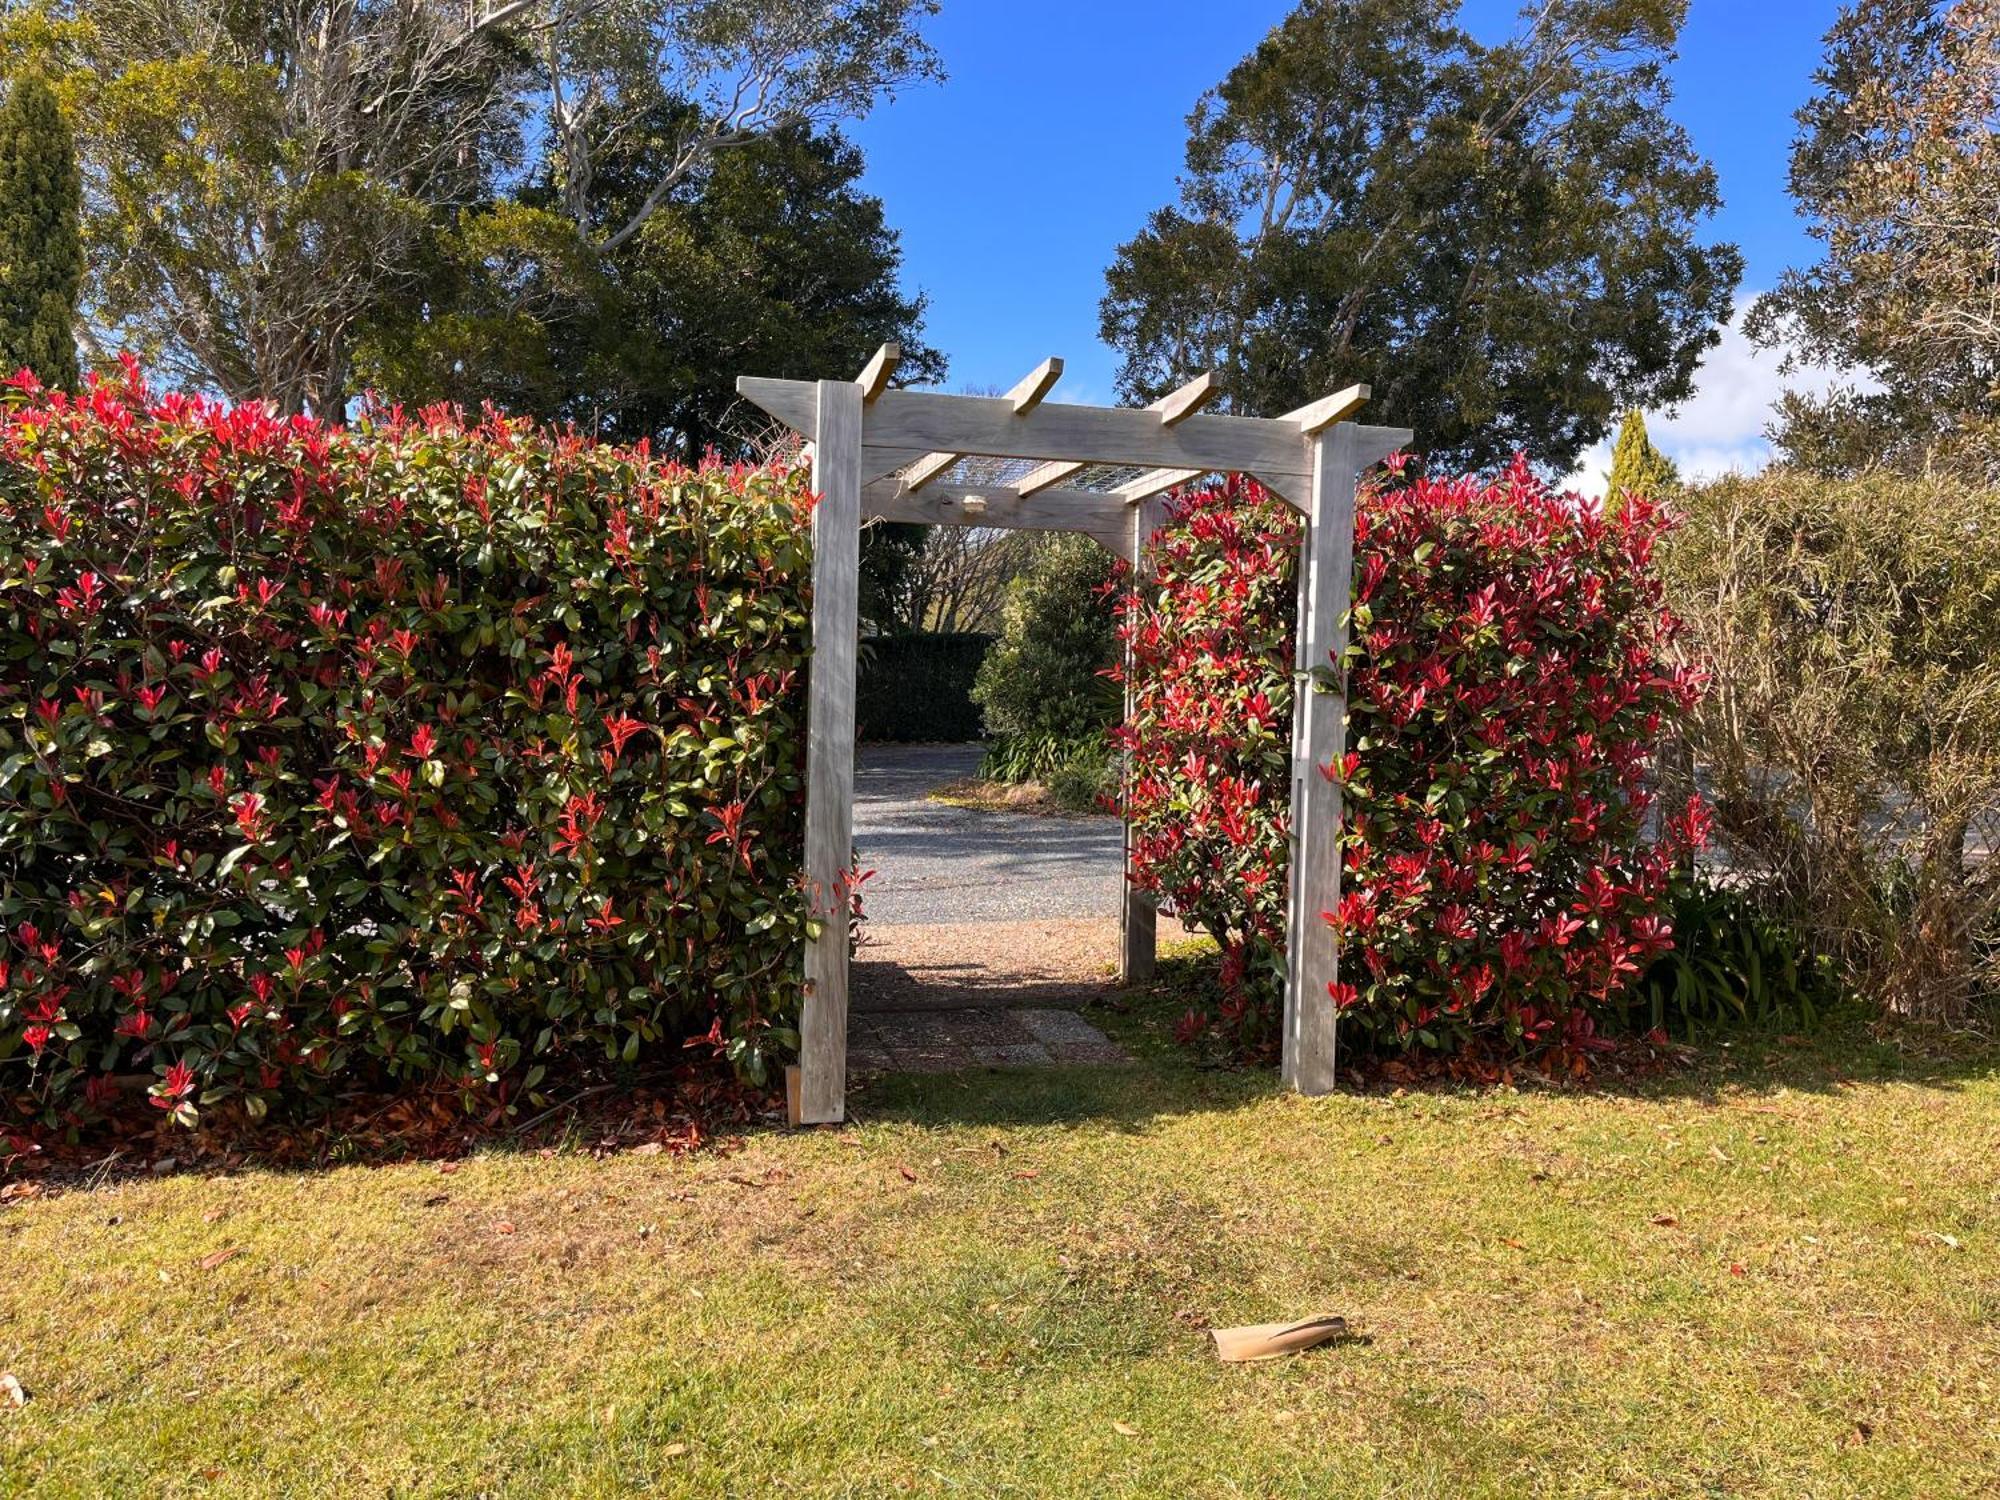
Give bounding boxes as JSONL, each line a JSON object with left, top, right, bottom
{"left": 846, "top": 0, "right": 1851, "bottom": 488}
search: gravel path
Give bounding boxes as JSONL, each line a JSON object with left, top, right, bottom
{"left": 845, "top": 744, "right": 1146, "bottom": 1069}
{"left": 854, "top": 743, "right": 1125, "bottom": 926}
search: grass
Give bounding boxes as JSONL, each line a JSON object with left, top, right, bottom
{"left": 3, "top": 980, "right": 1997, "bottom": 1496}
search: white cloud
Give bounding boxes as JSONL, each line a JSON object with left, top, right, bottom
{"left": 1566, "top": 299, "right": 1857, "bottom": 498}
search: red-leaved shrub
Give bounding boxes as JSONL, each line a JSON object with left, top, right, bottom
{"left": 0, "top": 363, "right": 817, "bottom": 1141}
{"left": 1116, "top": 461, "right": 1706, "bottom": 1068}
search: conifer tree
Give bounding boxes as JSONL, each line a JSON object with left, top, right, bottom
{"left": 0, "top": 72, "right": 83, "bottom": 390}
{"left": 1606, "top": 408, "right": 1678, "bottom": 512}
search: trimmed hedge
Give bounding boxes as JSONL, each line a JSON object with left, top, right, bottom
{"left": 0, "top": 364, "right": 814, "bottom": 1135}
{"left": 854, "top": 631, "right": 991, "bottom": 742}
{"left": 1116, "top": 464, "right": 1704, "bottom": 1068}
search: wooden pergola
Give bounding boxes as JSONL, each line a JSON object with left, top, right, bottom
{"left": 738, "top": 346, "right": 1410, "bottom": 1125}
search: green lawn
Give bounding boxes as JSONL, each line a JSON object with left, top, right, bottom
{"left": 3, "top": 991, "right": 1997, "bottom": 1497}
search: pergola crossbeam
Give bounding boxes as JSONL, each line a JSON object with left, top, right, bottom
{"left": 1013, "top": 372, "right": 1220, "bottom": 496}
{"left": 1113, "top": 467, "right": 1206, "bottom": 504}
{"left": 864, "top": 478, "right": 1128, "bottom": 532}
{"left": 1284, "top": 382, "right": 1370, "bottom": 434}
{"left": 902, "top": 357, "right": 1064, "bottom": 492}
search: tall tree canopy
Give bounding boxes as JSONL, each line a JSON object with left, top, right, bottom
{"left": 1747, "top": 0, "right": 2000, "bottom": 479}
{"left": 357, "top": 118, "right": 942, "bottom": 458}
{"left": 0, "top": 70, "right": 82, "bottom": 388}
{"left": 4, "top": 0, "right": 940, "bottom": 414}
{"left": 1099, "top": 0, "right": 1741, "bottom": 471}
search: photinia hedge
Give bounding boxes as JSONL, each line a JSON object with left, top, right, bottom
{"left": 1, "top": 362, "right": 817, "bottom": 1137}
{"left": 1115, "top": 461, "right": 1706, "bottom": 1069}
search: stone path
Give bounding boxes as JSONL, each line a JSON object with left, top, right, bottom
{"left": 848, "top": 746, "right": 1148, "bottom": 1075}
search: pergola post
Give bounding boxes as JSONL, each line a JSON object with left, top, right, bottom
{"left": 1119, "top": 494, "right": 1165, "bottom": 983}
{"left": 791, "top": 378, "right": 864, "bottom": 1126}
{"left": 1283, "top": 422, "right": 1359, "bottom": 1094}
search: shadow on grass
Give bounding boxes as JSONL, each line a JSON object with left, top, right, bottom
{"left": 845, "top": 941, "right": 2000, "bottom": 1132}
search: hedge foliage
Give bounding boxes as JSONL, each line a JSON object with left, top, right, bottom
{"left": 0, "top": 363, "right": 814, "bottom": 1136}
{"left": 854, "top": 631, "right": 991, "bottom": 742}
{"left": 1117, "top": 464, "right": 1704, "bottom": 1068}
{"left": 1661, "top": 467, "right": 2000, "bottom": 1022}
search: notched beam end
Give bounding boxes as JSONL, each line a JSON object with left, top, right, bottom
{"left": 855, "top": 343, "right": 902, "bottom": 403}
{"left": 1288, "top": 384, "right": 1371, "bottom": 436}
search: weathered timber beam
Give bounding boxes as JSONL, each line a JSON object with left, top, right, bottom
{"left": 736, "top": 376, "right": 819, "bottom": 435}
{"left": 1015, "top": 371, "right": 1219, "bottom": 496}
{"left": 860, "top": 387, "right": 1311, "bottom": 477}
{"left": 1283, "top": 383, "right": 1369, "bottom": 434}
{"left": 903, "top": 357, "right": 1065, "bottom": 492}
{"left": 854, "top": 342, "right": 901, "bottom": 403}
{"left": 862, "top": 478, "right": 1127, "bottom": 532}
{"left": 1113, "top": 467, "right": 1206, "bottom": 504}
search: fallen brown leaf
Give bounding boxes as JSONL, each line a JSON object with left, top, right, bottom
{"left": 494, "top": 1220, "right": 516, "bottom": 1236}
{"left": 1111, "top": 1420, "right": 1140, "bottom": 1437}
{"left": 198, "top": 1247, "right": 242, "bottom": 1272}
{"left": 1010, "top": 1169, "right": 1040, "bottom": 1181}
{"left": 1650, "top": 1213, "right": 1679, "bottom": 1227}
{"left": 897, "top": 1164, "right": 918, "bottom": 1184}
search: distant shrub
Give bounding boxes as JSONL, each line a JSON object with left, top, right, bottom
{"left": 1662, "top": 467, "right": 2000, "bottom": 1023}
{"left": 1117, "top": 465, "right": 1703, "bottom": 1067}
{"left": 978, "top": 730, "right": 1115, "bottom": 814}
{"left": 971, "top": 533, "right": 1120, "bottom": 743}
{"left": 0, "top": 364, "right": 815, "bottom": 1138}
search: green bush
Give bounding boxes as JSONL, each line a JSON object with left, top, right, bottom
{"left": 1662, "top": 468, "right": 2000, "bottom": 1023}
{"left": 978, "top": 730, "right": 1115, "bottom": 813}
{"left": 0, "top": 364, "right": 814, "bottom": 1138}
{"left": 1622, "top": 874, "right": 1841, "bottom": 1039}
{"left": 971, "top": 534, "right": 1120, "bottom": 742}
{"left": 854, "top": 632, "right": 991, "bottom": 742}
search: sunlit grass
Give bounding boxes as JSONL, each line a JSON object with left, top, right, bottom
{"left": 3, "top": 1006, "right": 1996, "bottom": 1497}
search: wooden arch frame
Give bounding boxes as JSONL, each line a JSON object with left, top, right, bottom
{"left": 739, "top": 346, "right": 1410, "bottom": 1124}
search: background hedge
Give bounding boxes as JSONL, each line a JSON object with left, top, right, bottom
{"left": 0, "top": 365, "right": 814, "bottom": 1132}
{"left": 854, "top": 631, "right": 991, "bottom": 742}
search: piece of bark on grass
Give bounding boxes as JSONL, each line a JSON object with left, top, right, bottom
{"left": 1210, "top": 1315, "right": 1349, "bottom": 1362}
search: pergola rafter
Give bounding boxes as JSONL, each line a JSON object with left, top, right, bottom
{"left": 737, "top": 346, "right": 1411, "bottom": 1125}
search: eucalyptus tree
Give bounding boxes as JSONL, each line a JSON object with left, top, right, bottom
{"left": 4, "top": 0, "right": 939, "bottom": 413}
{"left": 1100, "top": 0, "right": 1742, "bottom": 472}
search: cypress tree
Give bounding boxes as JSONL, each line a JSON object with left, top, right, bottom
{"left": 1606, "top": 408, "right": 1679, "bottom": 513}
{"left": 0, "top": 73, "right": 83, "bottom": 390}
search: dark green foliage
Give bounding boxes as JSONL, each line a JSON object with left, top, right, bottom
{"left": 360, "top": 122, "right": 942, "bottom": 459}
{"left": 855, "top": 633, "right": 992, "bottom": 742}
{"left": 0, "top": 72, "right": 81, "bottom": 390}
{"left": 1099, "top": 0, "right": 1741, "bottom": 471}
{"left": 970, "top": 534, "right": 1120, "bottom": 743}
{"left": 1623, "top": 876, "right": 1841, "bottom": 1039}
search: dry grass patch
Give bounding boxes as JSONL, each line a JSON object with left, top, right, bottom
{"left": 2, "top": 1030, "right": 1996, "bottom": 1497}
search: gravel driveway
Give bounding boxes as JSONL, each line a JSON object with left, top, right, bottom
{"left": 854, "top": 743, "right": 1124, "bottom": 926}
